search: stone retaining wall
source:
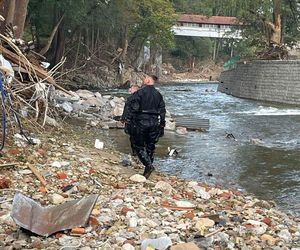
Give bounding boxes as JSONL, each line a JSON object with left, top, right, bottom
{"left": 218, "top": 60, "right": 300, "bottom": 105}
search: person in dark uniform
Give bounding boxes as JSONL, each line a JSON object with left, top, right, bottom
{"left": 129, "top": 75, "right": 166, "bottom": 179}
{"left": 121, "top": 85, "right": 139, "bottom": 156}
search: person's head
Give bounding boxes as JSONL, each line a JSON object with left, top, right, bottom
{"left": 129, "top": 84, "right": 139, "bottom": 94}
{"left": 144, "top": 75, "right": 158, "bottom": 86}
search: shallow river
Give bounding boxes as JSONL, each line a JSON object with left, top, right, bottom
{"left": 108, "top": 83, "right": 300, "bottom": 217}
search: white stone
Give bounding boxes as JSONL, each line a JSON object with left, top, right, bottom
{"left": 175, "top": 200, "right": 195, "bottom": 208}
{"left": 129, "top": 217, "right": 138, "bottom": 228}
{"left": 244, "top": 220, "right": 268, "bottom": 235}
{"left": 46, "top": 116, "right": 59, "bottom": 127}
{"left": 60, "top": 161, "right": 70, "bottom": 167}
{"left": 50, "top": 194, "right": 65, "bottom": 205}
{"left": 188, "top": 181, "right": 198, "bottom": 187}
{"left": 18, "top": 169, "right": 32, "bottom": 175}
{"left": 61, "top": 102, "right": 73, "bottom": 113}
{"left": 154, "top": 181, "right": 173, "bottom": 195}
{"left": 76, "top": 89, "right": 94, "bottom": 99}
{"left": 165, "top": 117, "right": 176, "bottom": 131}
{"left": 51, "top": 161, "right": 62, "bottom": 168}
{"left": 141, "top": 236, "right": 172, "bottom": 250}
{"left": 59, "top": 235, "right": 80, "bottom": 247}
{"left": 126, "top": 212, "right": 137, "bottom": 218}
{"left": 109, "top": 100, "right": 116, "bottom": 108}
{"left": 90, "top": 120, "right": 99, "bottom": 127}
{"left": 196, "top": 218, "right": 215, "bottom": 229}
{"left": 113, "top": 105, "right": 125, "bottom": 116}
{"left": 193, "top": 185, "right": 211, "bottom": 200}
{"left": 82, "top": 97, "right": 104, "bottom": 107}
{"left": 0, "top": 213, "right": 15, "bottom": 226}
{"left": 130, "top": 174, "right": 146, "bottom": 183}
{"left": 146, "top": 219, "right": 159, "bottom": 228}
{"left": 94, "top": 139, "right": 104, "bottom": 149}
{"left": 95, "top": 92, "right": 102, "bottom": 99}
{"left": 122, "top": 243, "right": 135, "bottom": 250}
{"left": 176, "top": 127, "right": 188, "bottom": 135}
{"left": 278, "top": 229, "right": 292, "bottom": 242}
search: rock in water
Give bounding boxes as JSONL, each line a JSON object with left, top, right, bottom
{"left": 141, "top": 237, "right": 172, "bottom": 250}
{"left": 176, "top": 127, "right": 188, "bottom": 135}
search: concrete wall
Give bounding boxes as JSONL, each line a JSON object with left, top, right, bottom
{"left": 218, "top": 60, "right": 300, "bottom": 105}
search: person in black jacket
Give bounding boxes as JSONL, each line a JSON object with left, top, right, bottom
{"left": 121, "top": 85, "right": 139, "bottom": 156}
{"left": 129, "top": 75, "right": 166, "bottom": 179}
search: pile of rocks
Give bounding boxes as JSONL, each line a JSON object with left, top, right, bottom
{"left": 54, "top": 89, "right": 126, "bottom": 129}
{"left": 0, "top": 127, "right": 299, "bottom": 249}
{"left": 54, "top": 89, "right": 176, "bottom": 130}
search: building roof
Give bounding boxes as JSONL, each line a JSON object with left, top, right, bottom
{"left": 178, "top": 14, "right": 239, "bottom": 25}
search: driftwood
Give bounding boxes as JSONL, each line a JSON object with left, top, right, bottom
{"left": 0, "top": 162, "right": 17, "bottom": 168}
{"left": 26, "top": 164, "right": 47, "bottom": 186}
{"left": 0, "top": 45, "right": 55, "bottom": 84}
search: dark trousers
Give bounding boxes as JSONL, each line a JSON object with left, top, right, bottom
{"left": 131, "top": 119, "right": 160, "bottom": 167}
{"left": 129, "top": 135, "right": 137, "bottom": 156}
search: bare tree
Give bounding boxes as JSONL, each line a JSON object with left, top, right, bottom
{"left": 0, "top": 0, "right": 29, "bottom": 39}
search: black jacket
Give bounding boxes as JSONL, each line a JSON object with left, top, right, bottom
{"left": 133, "top": 85, "right": 166, "bottom": 126}
{"left": 121, "top": 93, "right": 138, "bottom": 122}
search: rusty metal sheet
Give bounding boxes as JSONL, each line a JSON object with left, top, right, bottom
{"left": 11, "top": 192, "right": 99, "bottom": 236}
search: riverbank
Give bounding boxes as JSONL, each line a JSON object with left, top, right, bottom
{"left": 0, "top": 122, "right": 299, "bottom": 249}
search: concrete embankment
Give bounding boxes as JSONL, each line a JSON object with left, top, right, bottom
{"left": 218, "top": 60, "right": 300, "bottom": 105}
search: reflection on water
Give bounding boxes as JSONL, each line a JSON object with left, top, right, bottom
{"left": 108, "top": 83, "right": 300, "bottom": 217}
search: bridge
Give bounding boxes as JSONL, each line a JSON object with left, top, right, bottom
{"left": 172, "top": 14, "right": 242, "bottom": 39}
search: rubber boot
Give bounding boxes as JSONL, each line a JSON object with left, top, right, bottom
{"left": 143, "top": 165, "right": 155, "bottom": 179}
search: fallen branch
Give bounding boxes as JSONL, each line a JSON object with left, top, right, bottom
{"left": 40, "top": 14, "right": 65, "bottom": 56}
{"left": 0, "top": 162, "right": 18, "bottom": 168}
{"left": 26, "top": 164, "right": 47, "bottom": 186}
{"left": 0, "top": 45, "right": 55, "bottom": 84}
{"left": 204, "top": 227, "right": 224, "bottom": 238}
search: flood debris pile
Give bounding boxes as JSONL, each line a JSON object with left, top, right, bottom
{"left": 0, "top": 30, "right": 69, "bottom": 129}
{"left": 0, "top": 131, "right": 299, "bottom": 250}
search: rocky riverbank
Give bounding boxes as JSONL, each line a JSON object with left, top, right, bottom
{"left": 53, "top": 89, "right": 175, "bottom": 131}
{"left": 0, "top": 121, "right": 299, "bottom": 250}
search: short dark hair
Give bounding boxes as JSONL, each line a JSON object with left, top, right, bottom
{"left": 150, "top": 75, "right": 158, "bottom": 82}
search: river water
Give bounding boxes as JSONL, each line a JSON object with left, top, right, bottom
{"left": 108, "top": 83, "right": 300, "bottom": 217}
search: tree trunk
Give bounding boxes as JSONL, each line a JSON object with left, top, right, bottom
{"left": 13, "top": 0, "right": 29, "bottom": 38}
{"left": 6, "top": 0, "right": 15, "bottom": 24}
{"left": 269, "top": 0, "right": 282, "bottom": 45}
{"left": 0, "top": 0, "right": 29, "bottom": 39}
{"left": 53, "top": 25, "right": 65, "bottom": 65}
{"left": 39, "top": 14, "right": 64, "bottom": 55}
